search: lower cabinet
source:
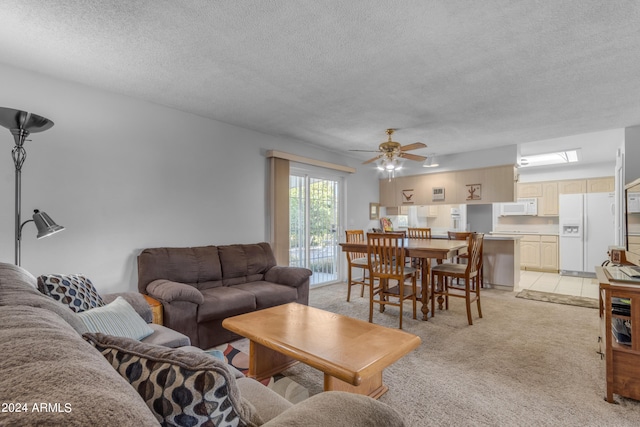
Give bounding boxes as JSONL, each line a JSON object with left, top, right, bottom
{"left": 520, "top": 236, "right": 540, "bottom": 268}
{"left": 540, "top": 235, "right": 559, "bottom": 271}
{"left": 520, "top": 235, "right": 559, "bottom": 272}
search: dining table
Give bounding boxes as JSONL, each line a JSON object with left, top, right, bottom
{"left": 339, "top": 237, "right": 468, "bottom": 320}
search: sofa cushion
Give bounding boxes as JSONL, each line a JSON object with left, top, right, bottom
{"left": 84, "top": 333, "right": 262, "bottom": 427}
{"left": 198, "top": 287, "right": 257, "bottom": 323}
{"left": 0, "top": 305, "right": 158, "bottom": 426}
{"left": 138, "top": 246, "right": 223, "bottom": 292}
{"left": 218, "top": 243, "right": 277, "bottom": 285}
{"left": 77, "top": 296, "right": 154, "bottom": 340}
{"left": 142, "top": 323, "right": 191, "bottom": 348}
{"left": 37, "top": 273, "right": 106, "bottom": 313}
{"left": 234, "top": 281, "right": 299, "bottom": 309}
{"left": 147, "top": 279, "right": 205, "bottom": 304}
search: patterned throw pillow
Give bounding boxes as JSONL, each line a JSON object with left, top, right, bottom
{"left": 37, "top": 273, "right": 106, "bottom": 313}
{"left": 83, "top": 333, "right": 261, "bottom": 427}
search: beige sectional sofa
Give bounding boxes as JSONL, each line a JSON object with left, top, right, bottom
{"left": 0, "top": 262, "right": 404, "bottom": 426}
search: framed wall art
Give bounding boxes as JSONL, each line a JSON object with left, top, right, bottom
{"left": 432, "top": 187, "right": 445, "bottom": 201}
{"left": 466, "top": 184, "right": 482, "bottom": 201}
{"left": 369, "top": 202, "right": 380, "bottom": 220}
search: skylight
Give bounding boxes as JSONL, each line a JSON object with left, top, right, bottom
{"left": 519, "top": 149, "right": 580, "bottom": 167}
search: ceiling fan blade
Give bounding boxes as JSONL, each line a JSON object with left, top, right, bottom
{"left": 362, "top": 154, "right": 383, "bottom": 164}
{"left": 349, "top": 149, "right": 382, "bottom": 153}
{"left": 400, "top": 152, "right": 427, "bottom": 162}
{"left": 400, "top": 142, "right": 427, "bottom": 151}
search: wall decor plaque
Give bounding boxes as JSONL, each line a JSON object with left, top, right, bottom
{"left": 466, "top": 184, "right": 482, "bottom": 201}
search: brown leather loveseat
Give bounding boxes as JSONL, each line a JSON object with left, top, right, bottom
{"left": 137, "top": 242, "right": 312, "bottom": 348}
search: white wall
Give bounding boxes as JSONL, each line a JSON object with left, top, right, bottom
{"left": 0, "top": 63, "right": 378, "bottom": 292}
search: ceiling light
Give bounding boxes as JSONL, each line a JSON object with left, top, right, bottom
{"left": 519, "top": 149, "right": 580, "bottom": 168}
{"left": 377, "top": 157, "right": 403, "bottom": 181}
{"left": 423, "top": 155, "right": 439, "bottom": 168}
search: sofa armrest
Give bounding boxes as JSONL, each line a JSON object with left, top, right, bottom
{"left": 263, "top": 391, "right": 404, "bottom": 427}
{"left": 102, "top": 292, "right": 153, "bottom": 323}
{"left": 146, "top": 279, "right": 204, "bottom": 304}
{"left": 264, "top": 266, "right": 312, "bottom": 288}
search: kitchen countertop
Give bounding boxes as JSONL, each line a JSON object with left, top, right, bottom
{"left": 491, "top": 231, "right": 559, "bottom": 236}
{"left": 431, "top": 233, "right": 522, "bottom": 241}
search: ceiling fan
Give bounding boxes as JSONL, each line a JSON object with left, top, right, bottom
{"left": 350, "top": 129, "right": 427, "bottom": 165}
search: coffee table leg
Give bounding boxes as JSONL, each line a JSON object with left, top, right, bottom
{"left": 248, "top": 341, "right": 298, "bottom": 381}
{"left": 323, "top": 371, "right": 388, "bottom": 399}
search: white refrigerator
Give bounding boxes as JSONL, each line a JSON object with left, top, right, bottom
{"left": 559, "top": 192, "right": 615, "bottom": 276}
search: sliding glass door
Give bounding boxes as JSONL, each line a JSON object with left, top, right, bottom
{"left": 289, "top": 167, "right": 342, "bottom": 286}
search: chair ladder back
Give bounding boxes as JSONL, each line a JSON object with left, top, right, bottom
{"left": 407, "top": 228, "right": 432, "bottom": 239}
{"left": 367, "top": 233, "right": 406, "bottom": 278}
{"left": 345, "top": 230, "right": 367, "bottom": 262}
{"left": 466, "top": 233, "right": 484, "bottom": 275}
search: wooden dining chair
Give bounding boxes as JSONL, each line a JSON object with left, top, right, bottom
{"left": 407, "top": 228, "right": 432, "bottom": 239}
{"left": 431, "top": 233, "right": 484, "bottom": 325}
{"left": 367, "top": 232, "right": 418, "bottom": 329}
{"left": 447, "top": 231, "right": 483, "bottom": 288}
{"left": 407, "top": 228, "right": 432, "bottom": 270}
{"left": 345, "top": 230, "right": 375, "bottom": 302}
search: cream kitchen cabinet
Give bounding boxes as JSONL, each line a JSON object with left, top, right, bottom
{"left": 517, "top": 183, "right": 543, "bottom": 198}
{"left": 519, "top": 234, "right": 559, "bottom": 272}
{"left": 540, "top": 235, "right": 559, "bottom": 271}
{"left": 539, "top": 182, "right": 559, "bottom": 216}
{"left": 558, "top": 177, "right": 614, "bottom": 194}
{"left": 587, "top": 177, "right": 615, "bottom": 193}
{"left": 559, "top": 179, "right": 586, "bottom": 194}
{"left": 517, "top": 181, "right": 558, "bottom": 216}
{"left": 520, "top": 235, "right": 541, "bottom": 269}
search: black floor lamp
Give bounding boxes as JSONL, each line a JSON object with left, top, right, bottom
{"left": 0, "top": 107, "right": 64, "bottom": 266}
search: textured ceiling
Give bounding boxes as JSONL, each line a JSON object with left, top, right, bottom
{"left": 0, "top": 1, "right": 639, "bottom": 163}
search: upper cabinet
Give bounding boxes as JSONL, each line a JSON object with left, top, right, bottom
{"left": 587, "top": 177, "right": 615, "bottom": 193}
{"left": 510, "top": 177, "right": 613, "bottom": 218}
{"left": 516, "top": 181, "right": 558, "bottom": 216}
{"left": 517, "top": 183, "right": 543, "bottom": 198}
{"left": 379, "top": 165, "right": 517, "bottom": 207}
{"left": 540, "top": 182, "right": 559, "bottom": 216}
{"left": 558, "top": 177, "right": 614, "bottom": 194}
{"left": 558, "top": 179, "right": 586, "bottom": 194}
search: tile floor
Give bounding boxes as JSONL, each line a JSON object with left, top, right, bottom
{"left": 515, "top": 270, "right": 600, "bottom": 299}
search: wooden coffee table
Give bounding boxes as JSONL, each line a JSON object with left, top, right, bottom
{"left": 222, "top": 302, "right": 421, "bottom": 399}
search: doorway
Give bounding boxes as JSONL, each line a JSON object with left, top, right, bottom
{"left": 289, "top": 167, "right": 342, "bottom": 286}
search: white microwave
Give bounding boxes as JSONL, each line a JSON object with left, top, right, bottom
{"left": 499, "top": 198, "right": 538, "bottom": 216}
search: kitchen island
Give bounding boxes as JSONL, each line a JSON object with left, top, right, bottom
{"left": 430, "top": 233, "right": 522, "bottom": 291}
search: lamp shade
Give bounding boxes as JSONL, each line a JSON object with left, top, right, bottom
{"left": 0, "top": 107, "right": 54, "bottom": 134}
{"left": 32, "top": 209, "right": 65, "bottom": 239}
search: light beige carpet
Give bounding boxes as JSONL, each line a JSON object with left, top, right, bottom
{"left": 277, "top": 283, "right": 640, "bottom": 427}
{"left": 516, "top": 289, "right": 599, "bottom": 309}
